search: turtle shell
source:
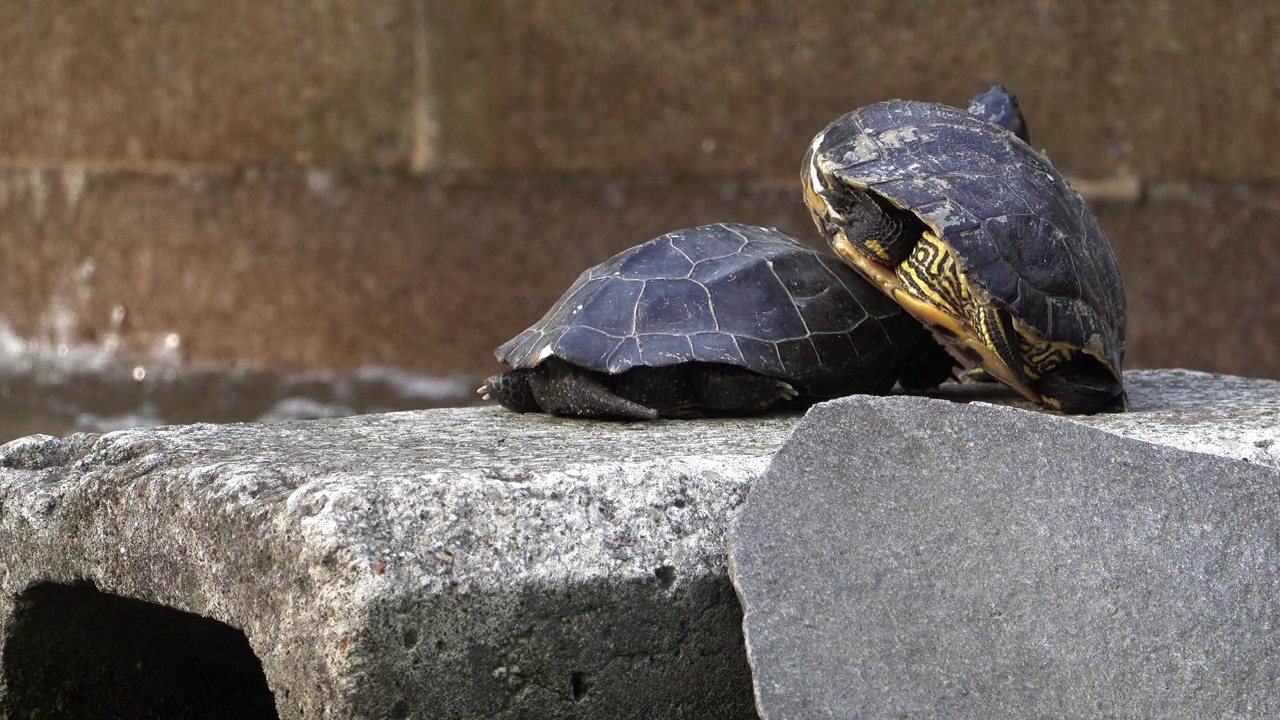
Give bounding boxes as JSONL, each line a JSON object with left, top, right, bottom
{"left": 496, "top": 223, "right": 935, "bottom": 396}
{"left": 809, "top": 100, "right": 1126, "bottom": 379}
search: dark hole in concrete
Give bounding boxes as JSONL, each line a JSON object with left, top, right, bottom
{"left": 571, "top": 671, "right": 590, "bottom": 701}
{"left": 3, "top": 581, "right": 278, "bottom": 719}
{"left": 654, "top": 565, "right": 678, "bottom": 588}
{"left": 402, "top": 628, "right": 419, "bottom": 649}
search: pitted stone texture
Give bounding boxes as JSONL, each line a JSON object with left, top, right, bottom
{"left": 731, "top": 373, "right": 1280, "bottom": 719}
{"left": 0, "top": 408, "right": 795, "bottom": 719}
{"left": 1080, "top": 370, "right": 1280, "bottom": 468}
{"left": 938, "top": 369, "right": 1280, "bottom": 469}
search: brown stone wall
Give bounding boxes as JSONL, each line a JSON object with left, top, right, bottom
{"left": 1, "top": 1, "right": 1277, "bottom": 380}
{"left": 0, "top": 1, "right": 415, "bottom": 168}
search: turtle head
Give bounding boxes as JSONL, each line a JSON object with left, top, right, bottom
{"left": 967, "top": 85, "right": 1029, "bottom": 144}
{"left": 1035, "top": 355, "right": 1127, "bottom": 414}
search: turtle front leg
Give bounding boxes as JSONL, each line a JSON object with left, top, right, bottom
{"left": 525, "top": 359, "right": 660, "bottom": 420}
{"left": 480, "top": 370, "right": 542, "bottom": 413}
{"left": 803, "top": 157, "right": 920, "bottom": 274}
{"left": 829, "top": 190, "right": 922, "bottom": 268}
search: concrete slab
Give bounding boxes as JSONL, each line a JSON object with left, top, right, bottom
{"left": 0, "top": 407, "right": 797, "bottom": 719}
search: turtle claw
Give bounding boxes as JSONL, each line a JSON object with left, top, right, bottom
{"left": 482, "top": 371, "right": 544, "bottom": 413}
{"left": 776, "top": 381, "right": 799, "bottom": 400}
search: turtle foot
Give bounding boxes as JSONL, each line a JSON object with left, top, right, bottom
{"left": 694, "top": 365, "right": 798, "bottom": 415}
{"left": 482, "top": 370, "right": 543, "bottom": 413}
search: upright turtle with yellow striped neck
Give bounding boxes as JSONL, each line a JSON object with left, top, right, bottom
{"left": 802, "top": 85, "right": 1127, "bottom": 414}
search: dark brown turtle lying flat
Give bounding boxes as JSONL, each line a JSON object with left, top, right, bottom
{"left": 803, "top": 85, "right": 1127, "bottom": 414}
{"left": 480, "top": 223, "right": 955, "bottom": 419}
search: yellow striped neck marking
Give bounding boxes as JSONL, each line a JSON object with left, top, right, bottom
{"left": 831, "top": 230, "right": 1043, "bottom": 404}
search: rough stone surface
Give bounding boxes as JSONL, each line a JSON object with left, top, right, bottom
{"left": 0, "top": 408, "right": 797, "bottom": 719}
{"left": 731, "top": 371, "right": 1280, "bottom": 718}
{"left": 1, "top": 169, "right": 1277, "bottom": 382}
{"left": 941, "top": 370, "right": 1280, "bottom": 469}
{"left": 1082, "top": 370, "right": 1280, "bottom": 468}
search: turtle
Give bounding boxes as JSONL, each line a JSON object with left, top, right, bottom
{"left": 801, "top": 85, "right": 1127, "bottom": 414}
{"left": 480, "top": 223, "right": 956, "bottom": 419}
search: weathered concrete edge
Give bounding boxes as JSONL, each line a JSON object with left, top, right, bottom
{"left": 0, "top": 410, "right": 796, "bottom": 718}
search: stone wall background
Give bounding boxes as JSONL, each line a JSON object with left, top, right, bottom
{"left": 1, "top": 1, "right": 1276, "bottom": 379}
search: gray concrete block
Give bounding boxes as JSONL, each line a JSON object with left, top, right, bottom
{"left": 0, "top": 408, "right": 796, "bottom": 718}
{"left": 731, "top": 370, "right": 1280, "bottom": 718}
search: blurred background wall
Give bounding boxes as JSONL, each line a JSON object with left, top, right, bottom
{"left": 1, "top": 0, "right": 1277, "bottom": 381}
